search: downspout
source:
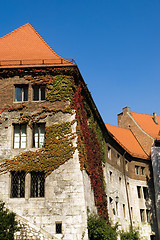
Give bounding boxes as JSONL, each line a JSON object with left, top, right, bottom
{"left": 122, "top": 151, "right": 133, "bottom": 230}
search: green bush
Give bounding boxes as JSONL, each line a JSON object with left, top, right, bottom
{"left": 87, "top": 213, "right": 118, "bottom": 240}
{"left": 120, "top": 227, "right": 140, "bottom": 240}
{"left": 0, "top": 201, "right": 19, "bottom": 240}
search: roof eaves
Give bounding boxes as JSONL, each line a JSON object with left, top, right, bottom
{"left": 107, "top": 127, "right": 149, "bottom": 160}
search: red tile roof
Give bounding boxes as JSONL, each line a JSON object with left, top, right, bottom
{"left": 131, "top": 112, "right": 160, "bottom": 139}
{"left": 105, "top": 123, "right": 149, "bottom": 159}
{"left": 0, "top": 23, "right": 75, "bottom": 67}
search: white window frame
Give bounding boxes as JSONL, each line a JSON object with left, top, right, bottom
{"left": 13, "top": 124, "right": 27, "bottom": 148}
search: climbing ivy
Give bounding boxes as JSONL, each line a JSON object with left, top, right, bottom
{"left": 1, "top": 72, "right": 108, "bottom": 221}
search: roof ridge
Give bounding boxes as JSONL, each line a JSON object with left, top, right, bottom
{"left": 131, "top": 111, "right": 160, "bottom": 117}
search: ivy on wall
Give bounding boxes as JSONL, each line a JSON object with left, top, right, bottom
{"left": 0, "top": 71, "right": 108, "bottom": 221}
{"left": 1, "top": 122, "right": 75, "bottom": 176}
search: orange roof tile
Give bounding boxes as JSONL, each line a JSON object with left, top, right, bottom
{"left": 131, "top": 112, "right": 160, "bottom": 139}
{"left": 105, "top": 123, "right": 149, "bottom": 159}
{"left": 0, "top": 23, "right": 75, "bottom": 67}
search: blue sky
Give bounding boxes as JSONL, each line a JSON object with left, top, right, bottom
{"left": 1, "top": 0, "right": 160, "bottom": 125}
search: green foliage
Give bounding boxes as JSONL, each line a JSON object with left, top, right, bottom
{"left": 0, "top": 201, "right": 19, "bottom": 240}
{"left": 1, "top": 122, "right": 75, "bottom": 176}
{"left": 120, "top": 228, "right": 140, "bottom": 240}
{"left": 87, "top": 214, "right": 118, "bottom": 240}
{"left": 46, "top": 75, "right": 74, "bottom": 102}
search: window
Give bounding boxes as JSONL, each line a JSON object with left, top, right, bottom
{"left": 146, "top": 209, "right": 151, "bottom": 223}
{"left": 14, "top": 124, "right": 27, "bottom": 148}
{"left": 140, "top": 209, "right": 145, "bottom": 222}
{"left": 117, "top": 154, "right": 120, "bottom": 165}
{"left": 56, "top": 222, "right": 62, "bottom": 234}
{"left": 123, "top": 204, "right": 125, "bottom": 218}
{"left": 33, "top": 85, "right": 45, "bottom": 101}
{"left": 15, "top": 85, "right": 28, "bottom": 102}
{"left": 143, "top": 187, "right": 149, "bottom": 200}
{"left": 108, "top": 146, "right": 111, "bottom": 160}
{"left": 131, "top": 207, "right": 133, "bottom": 218}
{"left": 135, "top": 165, "right": 140, "bottom": 175}
{"left": 11, "top": 171, "right": 25, "bottom": 198}
{"left": 109, "top": 171, "right": 113, "bottom": 183}
{"left": 116, "top": 202, "right": 118, "bottom": 216}
{"left": 33, "top": 123, "right": 45, "bottom": 148}
{"left": 119, "top": 177, "right": 122, "bottom": 187}
{"left": 30, "top": 172, "right": 45, "bottom": 197}
{"left": 150, "top": 235, "right": 156, "bottom": 240}
{"left": 141, "top": 167, "right": 145, "bottom": 176}
{"left": 137, "top": 186, "right": 142, "bottom": 198}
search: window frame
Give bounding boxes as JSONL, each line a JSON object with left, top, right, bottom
{"left": 10, "top": 171, "right": 25, "bottom": 198}
{"left": 108, "top": 146, "right": 111, "bottom": 160}
{"left": 15, "top": 84, "right": 28, "bottom": 102}
{"left": 55, "top": 222, "right": 62, "bottom": 234}
{"left": 13, "top": 124, "right": 27, "bottom": 149}
{"left": 30, "top": 171, "right": 45, "bottom": 198}
{"left": 33, "top": 123, "right": 45, "bottom": 148}
{"left": 32, "top": 85, "right": 46, "bottom": 101}
{"left": 135, "top": 165, "right": 140, "bottom": 175}
{"left": 140, "top": 209, "right": 145, "bottom": 222}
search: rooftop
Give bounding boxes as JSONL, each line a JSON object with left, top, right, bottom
{"left": 0, "top": 23, "right": 75, "bottom": 68}
{"left": 130, "top": 111, "right": 160, "bottom": 140}
{"left": 105, "top": 123, "right": 149, "bottom": 159}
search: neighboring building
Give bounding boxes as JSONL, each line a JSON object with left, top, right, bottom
{"left": 0, "top": 24, "right": 158, "bottom": 240}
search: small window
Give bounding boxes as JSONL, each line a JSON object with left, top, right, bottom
{"left": 141, "top": 167, "right": 145, "bottom": 176}
{"left": 33, "top": 85, "right": 46, "bottom": 101}
{"left": 143, "top": 187, "right": 149, "bottom": 200}
{"left": 33, "top": 123, "right": 45, "bottom": 148}
{"left": 11, "top": 171, "right": 25, "bottom": 198}
{"left": 109, "top": 171, "right": 113, "bottom": 183}
{"left": 131, "top": 207, "right": 133, "bottom": 218}
{"left": 140, "top": 209, "right": 145, "bottom": 222}
{"left": 119, "top": 177, "right": 122, "bottom": 187}
{"left": 56, "top": 222, "right": 62, "bottom": 234}
{"left": 146, "top": 209, "right": 151, "bottom": 223}
{"left": 15, "top": 85, "right": 28, "bottom": 102}
{"left": 116, "top": 202, "right": 118, "bottom": 216}
{"left": 123, "top": 204, "right": 125, "bottom": 218}
{"left": 117, "top": 154, "right": 120, "bottom": 165}
{"left": 30, "top": 172, "right": 45, "bottom": 198}
{"left": 14, "top": 124, "right": 27, "bottom": 148}
{"left": 135, "top": 165, "right": 140, "bottom": 175}
{"left": 108, "top": 146, "right": 111, "bottom": 160}
{"left": 150, "top": 235, "right": 156, "bottom": 240}
{"left": 137, "top": 186, "right": 142, "bottom": 198}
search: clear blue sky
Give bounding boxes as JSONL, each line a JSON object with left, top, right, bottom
{"left": 1, "top": 0, "right": 160, "bottom": 125}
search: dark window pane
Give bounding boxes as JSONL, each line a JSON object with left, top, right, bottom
{"left": 15, "top": 87, "right": 21, "bottom": 102}
{"left": 11, "top": 171, "right": 25, "bottom": 198}
{"left": 56, "top": 223, "right": 62, "bottom": 234}
{"left": 41, "top": 86, "right": 45, "bottom": 100}
{"left": 31, "top": 172, "right": 45, "bottom": 197}
{"left": 23, "top": 86, "right": 28, "bottom": 101}
{"left": 33, "top": 86, "right": 39, "bottom": 101}
{"left": 143, "top": 187, "right": 149, "bottom": 200}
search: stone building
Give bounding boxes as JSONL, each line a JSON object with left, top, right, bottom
{"left": 0, "top": 24, "right": 159, "bottom": 240}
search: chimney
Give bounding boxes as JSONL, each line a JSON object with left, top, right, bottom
{"left": 123, "top": 106, "right": 131, "bottom": 114}
{"left": 153, "top": 112, "right": 158, "bottom": 124}
{"left": 118, "top": 107, "right": 131, "bottom": 126}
